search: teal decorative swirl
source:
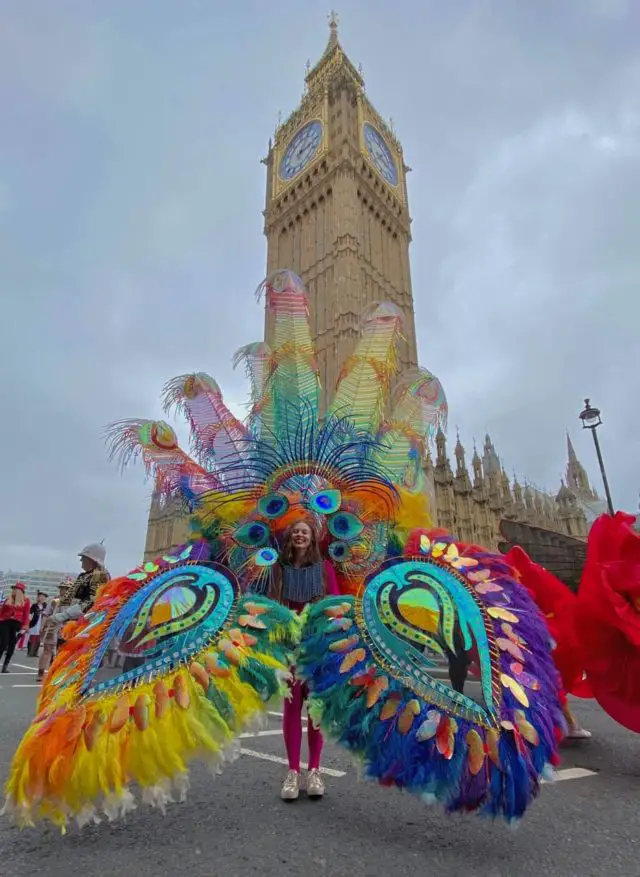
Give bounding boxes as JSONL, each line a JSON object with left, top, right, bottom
{"left": 81, "top": 562, "right": 237, "bottom": 696}
{"left": 360, "top": 558, "right": 496, "bottom": 723}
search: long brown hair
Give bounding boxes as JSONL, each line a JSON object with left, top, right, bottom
{"left": 269, "top": 519, "right": 323, "bottom": 602}
{"left": 279, "top": 518, "right": 323, "bottom": 567}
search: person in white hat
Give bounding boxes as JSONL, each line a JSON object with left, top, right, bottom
{"left": 54, "top": 542, "right": 110, "bottom": 629}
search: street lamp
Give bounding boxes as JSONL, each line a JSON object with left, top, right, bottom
{"left": 578, "top": 398, "right": 614, "bottom": 516}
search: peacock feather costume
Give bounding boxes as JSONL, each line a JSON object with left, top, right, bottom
{"left": 3, "top": 271, "right": 563, "bottom": 830}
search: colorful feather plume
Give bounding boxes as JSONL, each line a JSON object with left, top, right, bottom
{"left": 256, "top": 271, "right": 320, "bottom": 444}
{"left": 5, "top": 268, "right": 564, "bottom": 832}
{"left": 232, "top": 341, "right": 272, "bottom": 436}
{"left": 105, "top": 419, "right": 222, "bottom": 504}
{"left": 162, "top": 373, "right": 251, "bottom": 478}
{"left": 329, "top": 302, "right": 403, "bottom": 435}
{"left": 376, "top": 369, "right": 448, "bottom": 489}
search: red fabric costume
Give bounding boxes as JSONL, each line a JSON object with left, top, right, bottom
{"left": 506, "top": 512, "right": 640, "bottom": 733}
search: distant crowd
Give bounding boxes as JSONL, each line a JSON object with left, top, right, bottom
{"left": 0, "top": 542, "right": 109, "bottom": 679}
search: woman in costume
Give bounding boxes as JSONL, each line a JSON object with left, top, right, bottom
{"left": 0, "top": 582, "right": 30, "bottom": 674}
{"left": 270, "top": 518, "right": 339, "bottom": 801}
{"left": 4, "top": 271, "right": 565, "bottom": 831}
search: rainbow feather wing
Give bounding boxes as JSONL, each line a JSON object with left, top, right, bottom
{"left": 3, "top": 543, "right": 299, "bottom": 830}
{"left": 258, "top": 270, "right": 320, "bottom": 443}
{"left": 329, "top": 303, "right": 404, "bottom": 435}
{"left": 297, "top": 537, "right": 564, "bottom": 822}
{"left": 232, "top": 341, "right": 272, "bottom": 438}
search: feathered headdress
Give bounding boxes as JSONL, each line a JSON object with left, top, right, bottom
{"left": 107, "top": 271, "right": 448, "bottom": 594}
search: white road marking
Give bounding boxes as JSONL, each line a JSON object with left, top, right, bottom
{"left": 10, "top": 663, "right": 37, "bottom": 673}
{"left": 238, "top": 751, "right": 594, "bottom": 784}
{"left": 240, "top": 729, "right": 284, "bottom": 739}
{"left": 8, "top": 684, "right": 41, "bottom": 689}
{"left": 268, "top": 710, "right": 284, "bottom": 718}
{"left": 240, "top": 748, "right": 346, "bottom": 777}
{"left": 546, "top": 767, "right": 597, "bottom": 783}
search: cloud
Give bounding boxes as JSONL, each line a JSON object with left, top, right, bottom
{"left": 1, "top": 0, "right": 638, "bottom": 576}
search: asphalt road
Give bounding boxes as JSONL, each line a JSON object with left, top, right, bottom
{"left": 1, "top": 656, "right": 638, "bottom": 877}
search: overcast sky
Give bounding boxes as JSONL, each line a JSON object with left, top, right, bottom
{"left": 1, "top": 0, "right": 638, "bottom": 577}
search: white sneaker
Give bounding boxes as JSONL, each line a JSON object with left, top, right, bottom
{"left": 567, "top": 727, "right": 592, "bottom": 740}
{"left": 280, "top": 770, "right": 300, "bottom": 801}
{"left": 306, "top": 769, "right": 325, "bottom": 798}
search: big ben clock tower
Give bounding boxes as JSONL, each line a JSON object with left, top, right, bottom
{"left": 263, "top": 13, "right": 419, "bottom": 414}
{"left": 142, "top": 14, "right": 422, "bottom": 560}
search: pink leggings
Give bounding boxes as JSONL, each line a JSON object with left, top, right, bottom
{"left": 283, "top": 679, "right": 323, "bottom": 772}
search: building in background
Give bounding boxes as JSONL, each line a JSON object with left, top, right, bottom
{"left": 143, "top": 17, "right": 599, "bottom": 572}
{"left": 0, "top": 569, "right": 74, "bottom": 601}
{"left": 262, "top": 12, "right": 418, "bottom": 415}
{"left": 564, "top": 432, "right": 608, "bottom": 524}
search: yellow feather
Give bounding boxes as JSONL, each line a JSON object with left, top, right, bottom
{"left": 190, "top": 661, "right": 210, "bottom": 690}
{"left": 488, "top": 607, "right": 519, "bottom": 623}
{"left": 133, "top": 694, "right": 150, "bottom": 731}
{"left": 83, "top": 709, "right": 106, "bottom": 752}
{"left": 501, "top": 674, "right": 530, "bottom": 707}
{"left": 153, "top": 681, "right": 171, "bottom": 719}
{"left": 109, "top": 696, "right": 130, "bottom": 733}
{"left": 339, "top": 648, "right": 366, "bottom": 673}
{"left": 330, "top": 635, "right": 360, "bottom": 653}
{"left": 173, "top": 673, "right": 191, "bottom": 710}
{"left": 394, "top": 488, "right": 433, "bottom": 532}
{"left": 466, "top": 728, "right": 486, "bottom": 775}
{"left": 398, "top": 699, "right": 421, "bottom": 735}
{"left": 486, "top": 728, "right": 501, "bottom": 766}
{"left": 380, "top": 694, "right": 402, "bottom": 721}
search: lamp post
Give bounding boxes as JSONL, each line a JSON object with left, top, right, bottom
{"left": 578, "top": 398, "right": 614, "bottom": 516}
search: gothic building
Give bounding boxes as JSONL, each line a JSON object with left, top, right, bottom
{"left": 142, "top": 17, "right": 593, "bottom": 568}
{"left": 427, "top": 429, "right": 589, "bottom": 554}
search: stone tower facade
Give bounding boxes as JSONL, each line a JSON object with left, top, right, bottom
{"left": 263, "top": 15, "right": 418, "bottom": 414}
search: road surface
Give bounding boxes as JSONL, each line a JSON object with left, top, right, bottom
{"left": 1, "top": 655, "right": 638, "bottom": 877}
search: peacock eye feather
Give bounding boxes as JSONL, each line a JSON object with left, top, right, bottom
{"left": 233, "top": 520, "right": 270, "bottom": 549}
{"left": 328, "top": 540, "right": 351, "bottom": 562}
{"left": 254, "top": 547, "right": 278, "bottom": 567}
{"left": 257, "top": 493, "right": 290, "bottom": 519}
{"left": 328, "top": 512, "right": 364, "bottom": 541}
{"left": 309, "top": 489, "right": 342, "bottom": 515}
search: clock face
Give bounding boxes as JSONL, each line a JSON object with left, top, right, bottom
{"left": 363, "top": 123, "right": 398, "bottom": 187}
{"left": 279, "top": 121, "right": 323, "bottom": 181}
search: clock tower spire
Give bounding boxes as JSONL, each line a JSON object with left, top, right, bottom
{"left": 262, "top": 17, "right": 419, "bottom": 415}
{"left": 328, "top": 10, "right": 339, "bottom": 46}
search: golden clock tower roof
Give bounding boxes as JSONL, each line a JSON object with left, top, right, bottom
{"left": 305, "top": 10, "right": 365, "bottom": 93}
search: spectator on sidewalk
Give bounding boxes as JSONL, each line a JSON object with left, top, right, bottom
{"left": 0, "top": 583, "right": 30, "bottom": 673}
{"left": 26, "top": 592, "right": 48, "bottom": 657}
{"left": 37, "top": 582, "right": 69, "bottom": 682}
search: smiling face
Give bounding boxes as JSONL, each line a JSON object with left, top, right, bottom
{"left": 290, "top": 521, "right": 313, "bottom": 553}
